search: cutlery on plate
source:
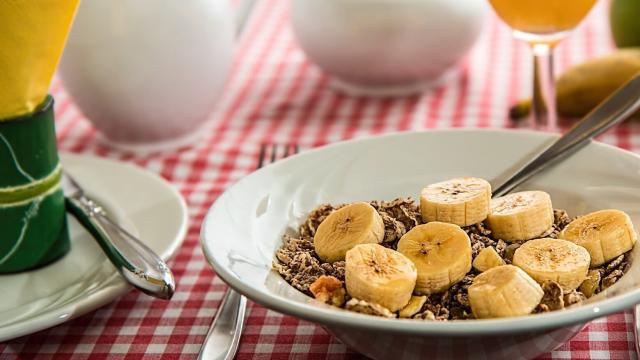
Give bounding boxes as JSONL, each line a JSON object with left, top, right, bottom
{"left": 198, "top": 143, "right": 299, "bottom": 360}
{"left": 491, "top": 73, "right": 640, "bottom": 353}
{"left": 63, "top": 172, "right": 175, "bottom": 300}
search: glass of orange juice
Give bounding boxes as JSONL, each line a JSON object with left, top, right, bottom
{"left": 488, "top": 0, "right": 597, "bottom": 130}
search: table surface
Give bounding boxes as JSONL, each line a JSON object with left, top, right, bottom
{"left": 2, "top": 0, "right": 640, "bottom": 359}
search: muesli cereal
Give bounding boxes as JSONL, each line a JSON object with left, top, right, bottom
{"left": 273, "top": 177, "right": 636, "bottom": 320}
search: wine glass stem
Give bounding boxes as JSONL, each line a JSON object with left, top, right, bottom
{"left": 531, "top": 43, "right": 558, "bottom": 132}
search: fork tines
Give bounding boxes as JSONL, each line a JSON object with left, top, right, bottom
{"left": 257, "top": 143, "right": 299, "bottom": 169}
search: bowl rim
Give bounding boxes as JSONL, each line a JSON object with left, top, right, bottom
{"left": 201, "top": 129, "right": 640, "bottom": 335}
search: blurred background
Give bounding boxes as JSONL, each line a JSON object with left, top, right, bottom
{"left": 3, "top": 0, "right": 640, "bottom": 358}
{"left": 52, "top": 0, "right": 638, "bottom": 159}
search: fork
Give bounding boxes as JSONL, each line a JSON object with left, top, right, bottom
{"left": 198, "top": 143, "right": 299, "bottom": 360}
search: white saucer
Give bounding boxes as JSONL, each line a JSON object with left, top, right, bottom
{"left": 0, "top": 153, "right": 188, "bottom": 342}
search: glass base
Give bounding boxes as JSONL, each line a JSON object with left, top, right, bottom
{"left": 513, "top": 29, "right": 570, "bottom": 45}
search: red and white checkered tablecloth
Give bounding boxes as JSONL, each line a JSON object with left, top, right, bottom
{"left": 2, "top": 0, "right": 640, "bottom": 359}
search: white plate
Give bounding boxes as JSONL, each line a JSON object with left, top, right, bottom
{"left": 0, "top": 153, "right": 188, "bottom": 342}
{"left": 201, "top": 130, "right": 640, "bottom": 359}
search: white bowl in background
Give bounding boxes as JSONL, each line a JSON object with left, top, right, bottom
{"left": 59, "top": 0, "right": 236, "bottom": 152}
{"left": 290, "top": 0, "right": 489, "bottom": 96}
{"left": 201, "top": 130, "right": 640, "bottom": 359}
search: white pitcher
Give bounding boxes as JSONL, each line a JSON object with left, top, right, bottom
{"left": 59, "top": 0, "right": 253, "bottom": 152}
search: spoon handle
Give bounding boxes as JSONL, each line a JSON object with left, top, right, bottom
{"left": 493, "top": 74, "right": 640, "bottom": 198}
{"left": 66, "top": 196, "right": 175, "bottom": 300}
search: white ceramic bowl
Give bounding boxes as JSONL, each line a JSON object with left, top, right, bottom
{"left": 201, "top": 130, "right": 640, "bottom": 359}
{"left": 60, "top": 0, "right": 236, "bottom": 152}
{"left": 290, "top": 0, "right": 488, "bottom": 96}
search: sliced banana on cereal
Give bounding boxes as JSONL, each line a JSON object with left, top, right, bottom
{"left": 512, "top": 238, "right": 590, "bottom": 291}
{"left": 487, "top": 191, "right": 554, "bottom": 242}
{"left": 397, "top": 222, "right": 472, "bottom": 294}
{"left": 420, "top": 177, "right": 491, "bottom": 226}
{"left": 468, "top": 265, "right": 544, "bottom": 319}
{"left": 314, "top": 202, "right": 385, "bottom": 262}
{"left": 472, "top": 247, "right": 505, "bottom": 273}
{"left": 559, "top": 209, "right": 637, "bottom": 267}
{"left": 345, "top": 244, "right": 417, "bottom": 312}
{"left": 579, "top": 270, "right": 602, "bottom": 298}
{"left": 399, "top": 295, "right": 428, "bottom": 318}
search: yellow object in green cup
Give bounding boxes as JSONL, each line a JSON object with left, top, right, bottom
{"left": 0, "top": 0, "right": 80, "bottom": 272}
{"left": 0, "top": 0, "right": 80, "bottom": 119}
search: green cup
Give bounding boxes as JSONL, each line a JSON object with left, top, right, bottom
{"left": 0, "top": 96, "right": 70, "bottom": 273}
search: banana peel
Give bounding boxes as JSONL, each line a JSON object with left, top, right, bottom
{"left": 510, "top": 48, "right": 640, "bottom": 121}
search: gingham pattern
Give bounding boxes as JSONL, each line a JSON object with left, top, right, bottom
{"left": 2, "top": 0, "right": 640, "bottom": 359}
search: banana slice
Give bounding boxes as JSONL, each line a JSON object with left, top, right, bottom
{"left": 468, "top": 265, "right": 544, "bottom": 319}
{"left": 397, "top": 222, "right": 472, "bottom": 294}
{"left": 559, "top": 209, "right": 637, "bottom": 267}
{"left": 399, "top": 295, "right": 428, "bottom": 318}
{"left": 314, "top": 202, "right": 385, "bottom": 262}
{"left": 512, "top": 238, "right": 590, "bottom": 291}
{"left": 579, "top": 270, "right": 602, "bottom": 298}
{"left": 472, "top": 247, "right": 505, "bottom": 273}
{"left": 345, "top": 244, "right": 417, "bottom": 312}
{"left": 487, "top": 191, "right": 554, "bottom": 242}
{"left": 420, "top": 177, "right": 491, "bottom": 227}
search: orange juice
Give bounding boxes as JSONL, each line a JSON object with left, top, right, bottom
{"left": 0, "top": 0, "right": 80, "bottom": 119}
{"left": 489, "top": 0, "right": 597, "bottom": 35}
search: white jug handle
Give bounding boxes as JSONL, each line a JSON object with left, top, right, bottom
{"left": 236, "top": 0, "right": 257, "bottom": 37}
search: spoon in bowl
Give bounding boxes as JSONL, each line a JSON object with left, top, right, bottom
{"left": 493, "top": 73, "right": 640, "bottom": 197}
{"left": 490, "top": 73, "right": 640, "bottom": 353}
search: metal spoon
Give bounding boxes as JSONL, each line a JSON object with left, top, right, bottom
{"left": 491, "top": 73, "right": 640, "bottom": 353}
{"left": 493, "top": 73, "right": 640, "bottom": 197}
{"left": 64, "top": 173, "right": 175, "bottom": 300}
